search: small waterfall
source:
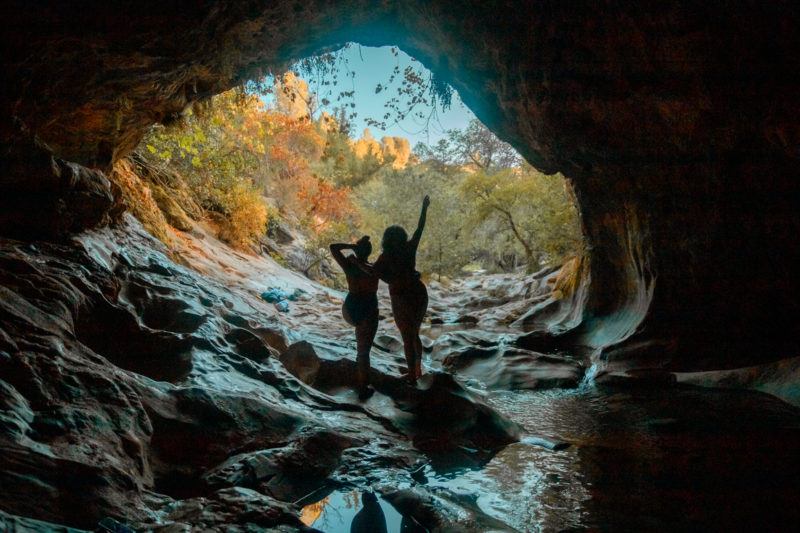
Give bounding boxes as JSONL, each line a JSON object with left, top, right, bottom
{"left": 579, "top": 349, "right": 604, "bottom": 389}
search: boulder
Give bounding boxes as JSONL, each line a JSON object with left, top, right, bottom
{"left": 0, "top": 126, "right": 115, "bottom": 240}
{"left": 279, "top": 341, "right": 322, "bottom": 385}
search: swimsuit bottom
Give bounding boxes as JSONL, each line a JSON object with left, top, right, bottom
{"left": 388, "top": 276, "right": 427, "bottom": 297}
{"left": 343, "top": 292, "right": 379, "bottom": 326}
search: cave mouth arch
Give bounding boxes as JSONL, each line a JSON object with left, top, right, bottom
{"left": 135, "top": 41, "right": 588, "bottom": 291}
{"left": 3, "top": 1, "right": 800, "bottom": 373}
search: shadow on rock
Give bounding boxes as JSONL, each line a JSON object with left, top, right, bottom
{"left": 203, "top": 428, "right": 361, "bottom": 503}
{"left": 138, "top": 384, "right": 304, "bottom": 499}
{"left": 74, "top": 296, "right": 195, "bottom": 382}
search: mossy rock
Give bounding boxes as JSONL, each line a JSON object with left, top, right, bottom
{"left": 152, "top": 185, "right": 194, "bottom": 231}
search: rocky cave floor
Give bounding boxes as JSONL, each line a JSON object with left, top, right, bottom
{"left": 2, "top": 217, "right": 800, "bottom": 532}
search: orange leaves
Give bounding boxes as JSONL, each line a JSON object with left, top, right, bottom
{"left": 297, "top": 178, "right": 354, "bottom": 231}
{"left": 266, "top": 112, "right": 325, "bottom": 158}
{"left": 259, "top": 107, "right": 352, "bottom": 234}
{"left": 263, "top": 110, "right": 325, "bottom": 184}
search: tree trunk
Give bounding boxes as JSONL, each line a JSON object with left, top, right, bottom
{"left": 493, "top": 204, "right": 535, "bottom": 271}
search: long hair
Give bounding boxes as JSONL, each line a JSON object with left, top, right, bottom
{"left": 381, "top": 225, "right": 408, "bottom": 255}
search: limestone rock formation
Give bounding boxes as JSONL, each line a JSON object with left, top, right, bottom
{"left": 0, "top": 217, "right": 530, "bottom": 529}
{"left": 2, "top": 1, "right": 800, "bottom": 530}
{"left": 4, "top": 0, "right": 797, "bottom": 371}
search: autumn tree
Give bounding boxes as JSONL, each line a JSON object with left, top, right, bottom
{"left": 138, "top": 84, "right": 360, "bottom": 252}
{"left": 139, "top": 90, "right": 270, "bottom": 248}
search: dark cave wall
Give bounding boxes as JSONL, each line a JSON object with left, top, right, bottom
{"left": 2, "top": 0, "right": 799, "bottom": 370}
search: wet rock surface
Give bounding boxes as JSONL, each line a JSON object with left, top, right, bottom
{"left": 1, "top": 219, "right": 800, "bottom": 530}
{"left": 139, "top": 487, "right": 312, "bottom": 532}
{"left": 4, "top": 1, "right": 800, "bottom": 372}
{"left": 0, "top": 219, "right": 534, "bottom": 530}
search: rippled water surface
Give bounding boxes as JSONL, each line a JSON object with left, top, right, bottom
{"left": 304, "top": 383, "right": 800, "bottom": 532}
{"left": 426, "top": 389, "right": 601, "bottom": 531}
{"left": 455, "top": 385, "right": 800, "bottom": 531}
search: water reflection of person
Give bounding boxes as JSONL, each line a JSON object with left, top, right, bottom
{"left": 360, "top": 195, "right": 430, "bottom": 383}
{"left": 350, "top": 491, "right": 387, "bottom": 533}
{"left": 330, "top": 236, "right": 379, "bottom": 399}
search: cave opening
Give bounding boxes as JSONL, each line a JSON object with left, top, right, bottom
{"left": 127, "top": 41, "right": 588, "bottom": 295}
{"left": 2, "top": 2, "right": 800, "bottom": 531}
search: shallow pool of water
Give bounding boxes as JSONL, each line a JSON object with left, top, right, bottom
{"left": 433, "top": 385, "right": 800, "bottom": 531}
{"left": 302, "top": 383, "right": 800, "bottom": 532}
{"left": 300, "top": 489, "right": 404, "bottom": 532}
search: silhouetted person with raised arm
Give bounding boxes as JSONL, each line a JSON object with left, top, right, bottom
{"left": 363, "top": 196, "right": 430, "bottom": 383}
{"left": 330, "top": 236, "right": 379, "bottom": 399}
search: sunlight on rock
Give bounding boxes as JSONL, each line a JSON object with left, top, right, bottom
{"left": 2, "top": 2, "right": 800, "bottom": 531}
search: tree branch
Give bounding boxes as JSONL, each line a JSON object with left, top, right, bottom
{"left": 490, "top": 202, "right": 535, "bottom": 263}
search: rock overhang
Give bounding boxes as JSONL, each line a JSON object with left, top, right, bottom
{"left": 1, "top": 0, "right": 799, "bottom": 370}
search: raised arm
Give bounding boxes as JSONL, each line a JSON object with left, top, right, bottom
{"left": 329, "top": 243, "right": 353, "bottom": 270}
{"left": 411, "top": 195, "right": 431, "bottom": 245}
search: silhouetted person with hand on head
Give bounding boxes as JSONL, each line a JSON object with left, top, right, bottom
{"left": 362, "top": 195, "right": 430, "bottom": 383}
{"left": 350, "top": 491, "right": 387, "bottom": 533}
{"left": 330, "top": 236, "right": 379, "bottom": 399}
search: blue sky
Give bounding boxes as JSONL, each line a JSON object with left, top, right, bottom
{"left": 293, "top": 45, "right": 475, "bottom": 146}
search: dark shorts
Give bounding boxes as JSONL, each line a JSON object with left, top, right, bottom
{"left": 343, "top": 293, "right": 379, "bottom": 326}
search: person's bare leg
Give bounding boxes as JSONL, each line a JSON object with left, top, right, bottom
{"left": 414, "top": 327, "right": 423, "bottom": 378}
{"left": 399, "top": 327, "right": 418, "bottom": 383}
{"left": 356, "top": 317, "right": 378, "bottom": 398}
{"left": 414, "top": 290, "right": 428, "bottom": 379}
{"left": 394, "top": 292, "right": 426, "bottom": 383}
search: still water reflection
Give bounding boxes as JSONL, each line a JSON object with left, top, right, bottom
{"left": 303, "top": 385, "right": 800, "bottom": 531}
{"left": 300, "top": 490, "right": 403, "bottom": 532}
{"left": 452, "top": 386, "right": 800, "bottom": 531}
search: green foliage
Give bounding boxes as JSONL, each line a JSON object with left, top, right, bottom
{"left": 138, "top": 91, "right": 272, "bottom": 249}
{"left": 357, "top": 121, "right": 583, "bottom": 275}
{"left": 460, "top": 166, "right": 584, "bottom": 270}
{"left": 414, "top": 119, "right": 520, "bottom": 171}
{"left": 356, "top": 166, "right": 471, "bottom": 279}
{"left": 132, "top": 73, "right": 582, "bottom": 278}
